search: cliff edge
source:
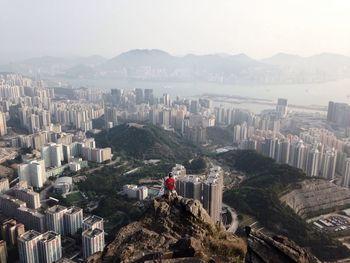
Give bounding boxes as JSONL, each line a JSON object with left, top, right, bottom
{"left": 86, "top": 196, "right": 320, "bottom": 263}
{"left": 86, "top": 196, "right": 246, "bottom": 263}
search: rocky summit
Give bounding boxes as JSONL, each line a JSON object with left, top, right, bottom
{"left": 86, "top": 196, "right": 246, "bottom": 263}
{"left": 86, "top": 196, "right": 320, "bottom": 263}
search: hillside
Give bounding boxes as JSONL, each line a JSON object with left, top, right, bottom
{"left": 86, "top": 196, "right": 318, "bottom": 263}
{"left": 87, "top": 196, "right": 246, "bottom": 263}
{"left": 217, "top": 150, "right": 350, "bottom": 261}
{"left": 93, "top": 123, "right": 199, "bottom": 161}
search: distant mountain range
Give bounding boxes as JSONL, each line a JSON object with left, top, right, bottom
{"left": 2, "top": 49, "right": 350, "bottom": 84}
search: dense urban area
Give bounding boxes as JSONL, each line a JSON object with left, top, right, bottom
{"left": 0, "top": 70, "right": 350, "bottom": 262}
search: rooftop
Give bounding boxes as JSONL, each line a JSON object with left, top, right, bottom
{"left": 65, "top": 206, "right": 82, "bottom": 215}
{"left": 40, "top": 231, "right": 60, "bottom": 242}
{"left": 0, "top": 194, "right": 26, "bottom": 206}
{"left": 82, "top": 228, "right": 103, "bottom": 238}
{"left": 18, "top": 207, "right": 45, "bottom": 218}
{"left": 83, "top": 215, "right": 103, "bottom": 225}
{"left": 47, "top": 205, "right": 67, "bottom": 214}
{"left": 19, "top": 230, "right": 41, "bottom": 241}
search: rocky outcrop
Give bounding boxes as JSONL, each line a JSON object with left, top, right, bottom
{"left": 246, "top": 230, "right": 320, "bottom": 263}
{"left": 86, "top": 196, "right": 320, "bottom": 263}
{"left": 86, "top": 196, "right": 246, "bottom": 263}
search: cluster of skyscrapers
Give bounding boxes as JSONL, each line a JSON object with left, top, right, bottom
{"left": 16, "top": 139, "right": 110, "bottom": 188}
{"left": 0, "top": 178, "right": 105, "bottom": 262}
{"left": 170, "top": 164, "right": 223, "bottom": 222}
{"left": 327, "top": 101, "right": 350, "bottom": 128}
{"left": 237, "top": 125, "right": 350, "bottom": 185}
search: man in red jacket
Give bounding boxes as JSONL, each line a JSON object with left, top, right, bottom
{"left": 165, "top": 172, "right": 177, "bottom": 198}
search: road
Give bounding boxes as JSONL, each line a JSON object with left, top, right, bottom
{"left": 85, "top": 159, "right": 125, "bottom": 174}
{"left": 223, "top": 203, "right": 239, "bottom": 234}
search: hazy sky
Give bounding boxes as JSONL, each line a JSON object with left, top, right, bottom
{"left": 1, "top": 0, "right": 350, "bottom": 62}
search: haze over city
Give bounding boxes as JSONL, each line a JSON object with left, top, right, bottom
{"left": 1, "top": 0, "right": 350, "bottom": 62}
{"left": 2, "top": 1, "right": 350, "bottom": 263}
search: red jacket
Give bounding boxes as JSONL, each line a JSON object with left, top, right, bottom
{"left": 165, "top": 177, "right": 176, "bottom": 191}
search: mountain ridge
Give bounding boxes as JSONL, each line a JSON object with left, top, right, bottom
{"left": 2, "top": 49, "right": 350, "bottom": 84}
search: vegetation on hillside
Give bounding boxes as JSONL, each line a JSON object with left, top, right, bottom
{"left": 218, "top": 150, "right": 350, "bottom": 261}
{"left": 184, "top": 156, "right": 208, "bottom": 174}
{"left": 77, "top": 161, "right": 174, "bottom": 240}
{"left": 207, "top": 126, "right": 234, "bottom": 146}
{"left": 93, "top": 123, "right": 199, "bottom": 161}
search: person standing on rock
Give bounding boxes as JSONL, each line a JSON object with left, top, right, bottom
{"left": 164, "top": 172, "right": 177, "bottom": 198}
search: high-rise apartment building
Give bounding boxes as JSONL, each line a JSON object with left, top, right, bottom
{"left": 45, "top": 205, "right": 68, "bottom": 235}
{"left": 0, "top": 240, "right": 7, "bottom": 263}
{"left": 18, "top": 230, "right": 42, "bottom": 263}
{"left": 276, "top": 98, "right": 288, "bottom": 118}
{"left": 111, "top": 89, "right": 123, "bottom": 105}
{"left": 11, "top": 185, "right": 41, "bottom": 209}
{"left": 306, "top": 148, "right": 320, "bottom": 177}
{"left": 82, "top": 228, "right": 105, "bottom": 259}
{"left": 0, "top": 194, "right": 26, "bottom": 218}
{"left": 144, "top": 89, "right": 154, "bottom": 104}
{"left": 0, "top": 111, "right": 7, "bottom": 136}
{"left": 18, "top": 230, "right": 62, "bottom": 263}
{"left": 18, "top": 159, "right": 46, "bottom": 188}
{"left": 0, "top": 178, "right": 9, "bottom": 194}
{"left": 1, "top": 219, "right": 25, "bottom": 246}
{"left": 175, "top": 166, "right": 223, "bottom": 222}
{"left": 202, "top": 168, "right": 223, "bottom": 222}
{"left": 327, "top": 101, "right": 350, "bottom": 127}
{"left": 82, "top": 215, "right": 104, "bottom": 231}
{"left": 343, "top": 159, "right": 350, "bottom": 188}
{"left": 64, "top": 206, "right": 83, "bottom": 236}
{"left": 17, "top": 207, "right": 46, "bottom": 233}
{"left": 38, "top": 231, "right": 62, "bottom": 263}
{"left": 41, "top": 143, "right": 63, "bottom": 168}
{"left": 162, "top": 93, "right": 171, "bottom": 106}
{"left": 135, "top": 88, "right": 144, "bottom": 104}
{"left": 176, "top": 175, "right": 202, "bottom": 201}
{"left": 320, "top": 149, "right": 337, "bottom": 180}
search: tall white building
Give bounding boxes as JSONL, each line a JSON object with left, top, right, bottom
{"left": 18, "top": 160, "right": 46, "bottom": 188}
{"left": 292, "top": 141, "right": 307, "bottom": 170}
{"left": 41, "top": 143, "right": 63, "bottom": 168}
{"left": 64, "top": 206, "right": 83, "bottom": 235}
{"left": 18, "top": 230, "right": 42, "bottom": 263}
{"left": 233, "top": 125, "right": 241, "bottom": 143}
{"left": 0, "top": 111, "right": 7, "bottom": 136}
{"left": 18, "top": 230, "right": 62, "bottom": 263}
{"left": 320, "top": 149, "right": 337, "bottom": 180}
{"left": 82, "top": 215, "right": 104, "bottom": 231}
{"left": 276, "top": 98, "right": 288, "bottom": 118}
{"left": 46, "top": 205, "right": 68, "bottom": 235}
{"left": 306, "top": 148, "right": 320, "bottom": 177}
{"left": 343, "top": 159, "right": 350, "bottom": 187}
{"left": 0, "top": 178, "right": 9, "bottom": 194}
{"left": 38, "top": 231, "right": 62, "bottom": 263}
{"left": 82, "top": 228, "right": 105, "bottom": 259}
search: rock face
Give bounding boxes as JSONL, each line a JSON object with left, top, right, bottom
{"left": 246, "top": 230, "right": 320, "bottom": 263}
{"left": 86, "top": 196, "right": 246, "bottom": 263}
{"left": 86, "top": 196, "right": 320, "bottom": 263}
